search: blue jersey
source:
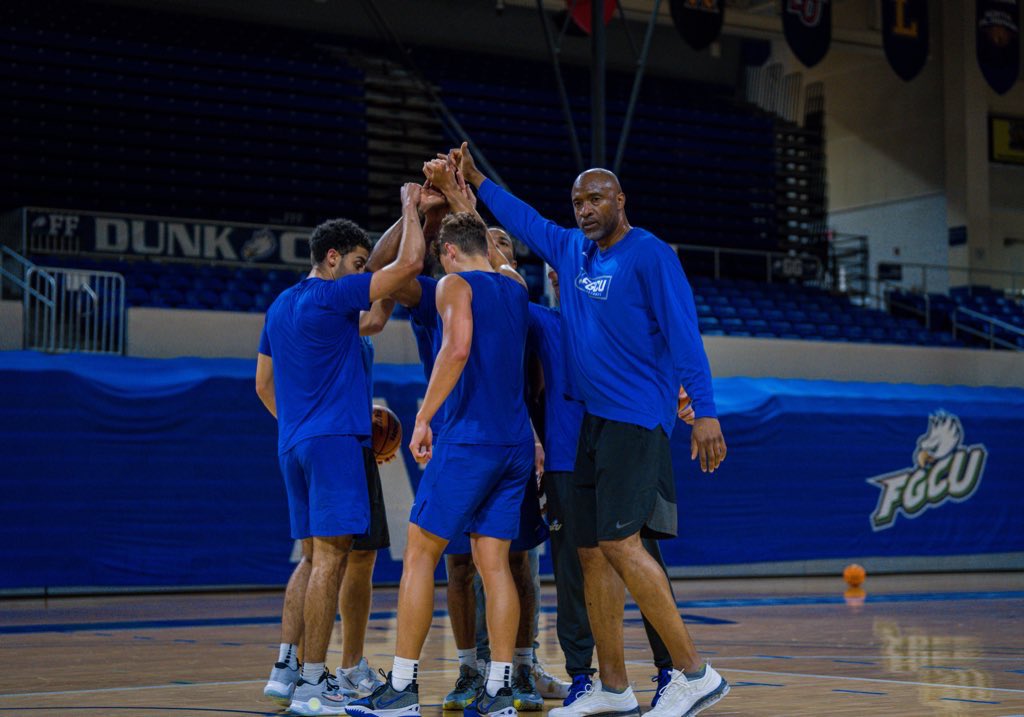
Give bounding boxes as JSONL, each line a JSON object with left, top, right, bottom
{"left": 259, "top": 274, "right": 373, "bottom": 454}
{"left": 527, "top": 303, "right": 585, "bottom": 472}
{"left": 408, "top": 276, "right": 441, "bottom": 382}
{"left": 437, "top": 271, "right": 532, "bottom": 446}
{"left": 479, "top": 179, "right": 715, "bottom": 435}
{"left": 407, "top": 276, "right": 445, "bottom": 433}
{"left": 360, "top": 335, "right": 374, "bottom": 449}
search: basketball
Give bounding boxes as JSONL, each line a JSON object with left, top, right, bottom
{"left": 372, "top": 405, "right": 402, "bottom": 464}
{"left": 843, "top": 563, "right": 866, "bottom": 587}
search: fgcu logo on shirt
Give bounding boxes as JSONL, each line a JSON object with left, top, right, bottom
{"left": 575, "top": 269, "right": 613, "bottom": 300}
{"left": 868, "top": 411, "right": 987, "bottom": 531}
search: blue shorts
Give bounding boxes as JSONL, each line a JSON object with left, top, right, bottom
{"left": 446, "top": 474, "right": 549, "bottom": 555}
{"left": 279, "top": 435, "right": 369, "bottom": 540}
{"left": 411, "top": 440, "right": 534, "bottom": 545}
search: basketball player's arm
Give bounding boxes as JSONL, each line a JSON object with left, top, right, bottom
{"left": 365, "top": 187, "right": 446, "bottom": 273}
{"left": 369, "top": 183, "right": 427, "bottom": 302}
{"left": 359, "top": 298, "right": 395, "bottom": 336}
{"left": 409, "top": 275, "right": 473, "bottom": 463}
{"left": 255, "top": 353, "right": 276, "bottom": 419}
{"left": 452, "top": 142, "right": 572, "bottom": 269}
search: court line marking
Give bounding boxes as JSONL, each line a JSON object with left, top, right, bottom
{"left": 0, "top": 680, "right": 263, "bottom": 699}
{"left": 4, "top": 591, "right": 1021, "bottom": 636}
{"left": 722, "top": 668, "right": 1024, "bottom": 694}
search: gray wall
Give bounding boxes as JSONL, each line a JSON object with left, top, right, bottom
{"left": 0, "top": 301, "right": 22, "bottom": 350}
{"left": 122, "top": 307, "right": 1024, "bottom": 388}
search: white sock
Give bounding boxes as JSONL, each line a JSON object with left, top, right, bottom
{"left": 301, "top": 662, "right": 325, "bottom": 683}
{"left": 458, "top": 648, "right": 477, "bottom": 670}
{"left": 340, "top": 661, "right": 361, "bottom": 676}
{"left": 486, "top": 661, "right": 513, "bottom": 697}
{"left": 513, "top": 648, "right": 533, "bottom": 670}
{"left": 392, "top": 656, "right": 418, "bottom": 690}
{"left": 278, "top": 643, "right": 299, "bottom": 670}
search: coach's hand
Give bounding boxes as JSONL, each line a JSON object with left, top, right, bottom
{"left": 410, "top": 418, "right": 433, "bottom": 465}
{"left": 691, "top": 417, "right": 726, "bottom": 473}
{"left": 453, "top": 141, "right": 485, "bottom": 188}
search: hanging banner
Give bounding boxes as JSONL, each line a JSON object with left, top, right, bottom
{"left": 881, "top": 0, "right": 929, "bottom": 81}
{"left": 783, "top": 0, "right": 832, "bottom": 68}
{"left": 977, "top": 0, "right": 1020, "bottom": 95}
{"left": 670, "top": 0, "right": 726, "bottom": 51}
{"left": 565, "top": 0, "right": 616, "bottom": 35}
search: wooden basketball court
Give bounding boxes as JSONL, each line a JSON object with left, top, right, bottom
{"left": 2, "top": 572, "right": 1022, "bottom": 716}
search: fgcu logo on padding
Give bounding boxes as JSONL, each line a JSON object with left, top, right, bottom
{"left": 575, "top": 269, "right": 612, "bottom": 300}
{"left": 868, "top": 411, "right": 987, "bottom": 531}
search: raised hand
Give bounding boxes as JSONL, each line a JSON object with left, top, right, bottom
{"left": 401, "top": 182, "right": 422, "bottom": 210}
{"left": 418, "top": 184, "right": 447, "bottom": 216}
{"left": 452, "top": 141, "right": 484, "bottom": 187}
{"left": 423, "top": 158, "right": 459, "bottom": 195}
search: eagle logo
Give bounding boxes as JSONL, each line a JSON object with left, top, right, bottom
{"left": 868, "top": 411, "right": 987, "bottom": 531}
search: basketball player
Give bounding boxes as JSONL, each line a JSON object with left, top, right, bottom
{"left": 366, "top": 188, "right": 553, "bottom": 712}
{"left": 529, "top": 270, "right": 696, "bottom": 708}
{"left": 454, "top": 143, "right": 730, "bottom": 717}
{"left": 347, "top": 212, "right": 533, "bottom": 717}
{"left": 261, "top": 296, "right": 393, "bottom": 706}
{"left": 255, "top": 184, "right": 425, "bottom": 715}
{"left": 420, "top": 161, "right": 568, "bottom": 707}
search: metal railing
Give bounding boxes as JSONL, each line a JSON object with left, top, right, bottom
{"left": 2, "top": 245, "right": 57, "bottom": 348}
{"left": 952, "top": 307, "right": 1024, "bottom": 351}
{"left": 1, "top": 246, "right": 125, "bottom": 354}
{"left": 26, "top": 266, "right": 126, "bottom": 354}
{"left": 870, "top": 260, "right": 1024, "bottom": 296}
{"left": 674, "top": 243, "right": 824, "bottom": 285}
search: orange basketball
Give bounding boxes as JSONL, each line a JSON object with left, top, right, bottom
{"left": 843, "top": 563, "right": 866, "bottom": 587}
{"left": 371, "top": 405, "right": 402, "bottom": 464}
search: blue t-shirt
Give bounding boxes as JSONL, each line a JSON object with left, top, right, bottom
{"left": 259, "top": 274, "right": 373, "bottom": 454}
{"left": 437, "top": 271, "right": 533, "bottom": 446}
{"left": 479, "top": 179, "right": 715, "bottom": 436}
{"left": 527, "top": 303, "right": 585, "bottom": 472}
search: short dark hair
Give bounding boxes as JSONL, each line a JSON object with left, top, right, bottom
{"left": 439, "top": 212, "right": 488, "bottom": 257}
{"left": 309, "top": 218, "right": 372, "bottom": 265}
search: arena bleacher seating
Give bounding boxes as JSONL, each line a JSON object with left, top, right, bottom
{"left": 1, "top": 0, "right": 368, "bottom": 227}
{"left": 889, "top": 285, "right": 1024, "bottom": 349}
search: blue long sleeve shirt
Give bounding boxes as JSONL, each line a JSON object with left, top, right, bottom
{"left": 479, "top": 179, "right": 716, "bottom": 436}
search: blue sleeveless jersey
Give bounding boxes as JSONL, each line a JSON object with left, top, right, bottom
{"left": 437, "top": 271, "right": 532, "bottom": 446}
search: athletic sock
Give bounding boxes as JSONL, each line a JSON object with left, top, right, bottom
{"left": 513, "top": 647, "right": 533, "bottom": 671}
{"left": 486, "top": 661, "right": 512, "bottom": 697}
{"left": 340, "top": 662, "right": 360, "bottom": 676}
{"left": 278, "top": 643, "right": 299, "bottom": 670}
{"left": 684, "top": 664, "right": 707, "bottom": 681}
{"left": 391, "top": 657, "right": 418, "bottom": 691}
{"left": 458, "top": 648, "right": 477, "bottom": 671}
{"left": 301, "top": 662, "right": 325, "bottom": 683}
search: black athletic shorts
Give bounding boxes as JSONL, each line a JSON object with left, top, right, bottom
{"left": 571, "top": 413, "right": 677, "bottom": 547}
{"left": 353, "top": 446, "right": 391, "bottom": 552}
